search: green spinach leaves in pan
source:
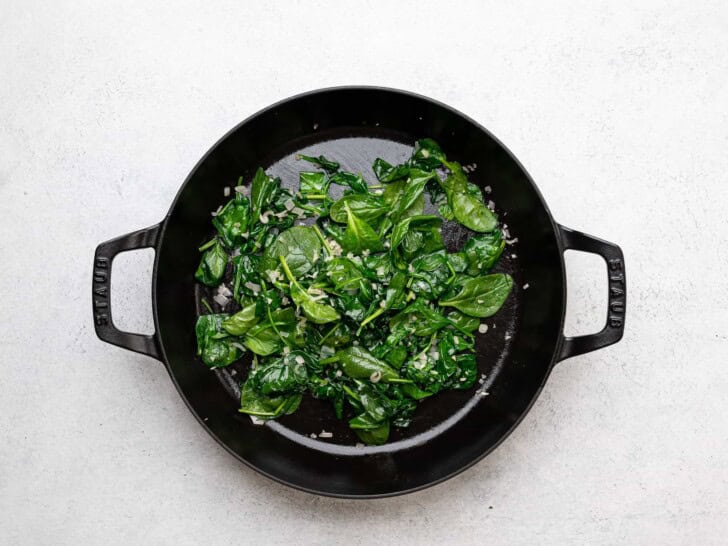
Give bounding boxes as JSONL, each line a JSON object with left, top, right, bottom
{"left": 193, "top": 139, "right": 515, "bottom": 445}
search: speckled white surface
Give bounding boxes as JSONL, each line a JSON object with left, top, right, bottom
{"left": 2, "top": 1, "right": 728, "bottom": 544}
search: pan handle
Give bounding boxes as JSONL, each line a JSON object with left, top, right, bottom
{"left": 93, "top": 223, "right": 162, "bottom": 360}
{"left": 556, "top": 225, "right": 626, "bottom": 361}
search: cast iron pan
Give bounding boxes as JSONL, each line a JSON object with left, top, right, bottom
{"left": 92, "top": 87, "right": 626, "bottom": 498}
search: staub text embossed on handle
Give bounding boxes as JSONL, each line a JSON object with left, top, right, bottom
{"left": 92, "top": 223, "right": 161, "bottom": 359}
{"left": 608, "top": 258, "right": 625, "bottom": 329}
{"left": 93, "top": 257, "right": 110, "bottom": 326}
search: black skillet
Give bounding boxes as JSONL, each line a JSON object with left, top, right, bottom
{"left": 92, "top": 87, "right": 626, "bottom": 498}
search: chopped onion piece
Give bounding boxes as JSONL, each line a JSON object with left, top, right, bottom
{"left": 244, "top": 281, "right": 261, "bottom": 293}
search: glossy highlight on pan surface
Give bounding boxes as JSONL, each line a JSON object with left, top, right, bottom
{"left": 93, "top": 87, "right": 626, "bottom": 497}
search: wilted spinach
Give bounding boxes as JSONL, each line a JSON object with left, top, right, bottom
{"left": 194, "top": 138, "right": 515, "bottom": 445}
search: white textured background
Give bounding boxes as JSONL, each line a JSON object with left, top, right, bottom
{"left": 1, "top": 1, "right": 727, "bottom": 544}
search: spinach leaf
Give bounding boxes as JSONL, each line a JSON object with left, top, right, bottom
{"left": 439, "top": 273, "right": 513, "bottom": 317}
{"left": 341, "top": 204, "right": 383, "bottom": 253}
{"left": 329, "top": 193, "right": 389, "bottom": 223}
{"left": 409, "top": 251, "right": 452, "bottom": 298}
{"left": 373, "top": 158, "right": 410, "bottom": 182}
{"left": 308, "top": 374, "right": 345, "bottom": 418}
{"left": 390, "top": 170, "right": 436, "bottom": 221}
{"left": 239, "top": 380, "right": 302, "bottom": 419}
{"left": 280, "top": 255, "right": 340, "bottom": 324}
{"left": 389, "top": 300, "right": 452, "bottom": 336}
{"left": 401, "top": 383, "right": 434, "bottom": 400}
{"left": 244, "top": 308, "right": 296, "bottom": 355}
{"left": 462, "top": 229, "right": 505, "bottom": 275}
{"left": 329, "top": 171, "right": 368, "bottom": 193}
{"left": 390, "top": 215, "right": 443, "bottom": 266}
{"left": 390, "top": 215, "right": 441, "bottom": 249}
{"left": 244, "top": 323, "right": 282, "bottom": 356}
{"left": 382, "top": 179, "right": 405, "bottom": 206}
{"left": 450, "top": 191, "right": 498, "bottom": 233}
{"left": 410, "top": 138, "right": 445, "bottom": 170}
{"left": 299, "top": 171, "right": 329, "bottom": 197}
{"left": 383, "top": 270, "right": 408, "bottom": 310}
{"left": 195, "top": 239, "right": 227, "bottom": 287}
{"left": 195, "top": 314, "right": 243, "bottom": 368}
{"left": 250, "top": 353, "right": 308, "bottom": 395}
{"left": 290, "top": 283, "right": 340, "bottom": 324}
{"left": 298, "top": 154, "right": 340, "bottom": 173}
{"left": 212, "top": 194, "right": 250, "bottom": 248}
{"left": 447, "top": 252, "right": 468, "bottom": 273}
{"left": 232, "top": 254, "right": 260, "bottom": 301}
{"left": 259, "top": 226, "right": 322, "bottom": 277}
{"left": 332, "top": 346, "right": 403, "bottom": 383}
{"left": 446, "top": 310, "right": 480, "bottom": 333}
{"left": 384, "top": 345, "right": 408, "bottom": 368}
{"left": 250, "top": 167, "right": 280, "bottom": 219}
{"left": 326, "top": 257, "right": 370, "bottom": 296}
{"left": 331, "top": 293, "right": 368, "bottom": 322}
{"left": 441, "top": 163, "right": 497, "bottom": 232}
{"left": 351, "top": 417, "right": 390, "bottom": 445}
{"left": 222, "top": 303, "right": 258, "bottom": 336}
{"left": 451, "top": 352, "right": 477, "bottom": 389}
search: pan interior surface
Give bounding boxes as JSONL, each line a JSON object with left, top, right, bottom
{"left": 155, "top": 88, "right": 564, "bottom": 496}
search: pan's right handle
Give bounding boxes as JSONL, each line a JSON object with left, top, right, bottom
{"left": 556, "top": 225, "right": 626, "bottom": 362}
{"left": 93, "top": 223, "right": 162, "bottom": 360}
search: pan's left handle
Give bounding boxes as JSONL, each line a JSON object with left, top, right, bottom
{"left": 93, "top": 223, "right": 163, "bottom": 360}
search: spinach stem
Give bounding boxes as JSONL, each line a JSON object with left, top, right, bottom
{"left": 266, "top": 303, "right": 288, "bottom": 346}
{"left": 198, "top": 238, "right": 216, "bottom": 252}
{"left": 414, "top": 333, "right": 438, "bottom": 361}
{"left": 239, "top": 409, "right": 276, "bottom": 417}
{"left": 258, "top": 278, "right": 289, "bottom": 346}
{"left": 201, "top": 298, "right": 214, "bottom": 314}
{"left": 278, "top": 255, "right": 296, "bottom": 284}
{"left": 342, "top": 384, "right": 359, "bottom": 401}
{"left": 358, "top": 306, "right": 386, "bottom": 334}
{"left": 319, "top": 323, "right": 340, "bottom": 345}
{"left": 320, "top": 355, "right": 340, "bottom": 365}
{"left": 312, "top": 224, "right": 332, "bottom": 255}
{"left": 445, "top": 261, "right": 457, "bottom": 284}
